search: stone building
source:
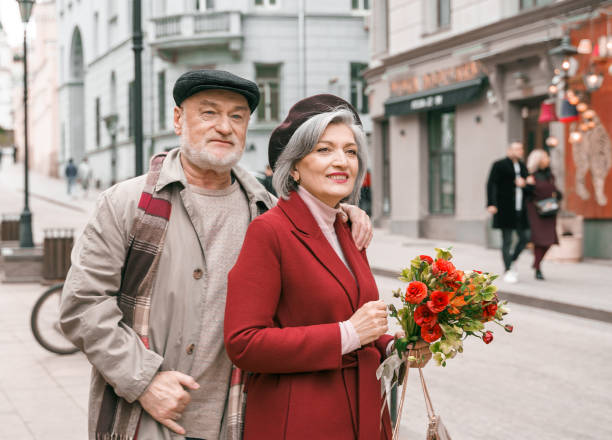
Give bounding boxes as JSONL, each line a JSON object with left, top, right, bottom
{"left": 365, "top": 0, "right": 612, "bottom": 258}
{"left": 57, "top": 0, "right": 371, "bottom": 187}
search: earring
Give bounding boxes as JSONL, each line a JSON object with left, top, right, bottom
{"left": 291, "top": 172, "right": 301, "bottom": 186}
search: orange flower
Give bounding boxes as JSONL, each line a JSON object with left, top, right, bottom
{"left": 447, "top": 292, "right": 467, "bottom": 315}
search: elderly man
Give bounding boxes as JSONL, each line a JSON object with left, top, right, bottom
{"left": 60, "top": 70, "right": 372, "bottom": 440}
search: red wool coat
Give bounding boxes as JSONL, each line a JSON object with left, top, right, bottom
{"left": 224, "top": 191, "right": 393, "bottom": 440}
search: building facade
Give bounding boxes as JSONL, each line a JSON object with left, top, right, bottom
{"left": 0, "top": 20, "right": 13, "bottom": 134}
{"left": 12, "top": 0, "right": 60, "bottom": 176}
{"left": 365, "top": 0, "right": 612, "bottom": 258}
{"left": 57, "top": 0, "right": 371, "bottom": 187}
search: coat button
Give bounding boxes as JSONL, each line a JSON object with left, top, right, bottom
{"left": 186, "top": 343, "right": 195, "bottom": 355}
{"left": 193, "top": 268, "right": 203, "bottom": 280}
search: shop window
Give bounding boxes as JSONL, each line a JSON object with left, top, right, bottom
{"left": 95, "top": 97, "right": 101, "bottom": 148}
{"left": 158, "top": 71, "right": 166, "bottom": 130}
{"left": 256, "top": 64, "right": 281, "bottom": 122}
{"left": 352, "top": 0, "right": 370, "bottom": 11}
{"left": 381, "top": 120, "right": 391, "bottom": 215}
{"left": 350, "top": 62, "right": 369, "bottom": 114}
{"left": 428, "top": 110, "right": 455, "bottom": 215}
{"left": 519, "top": 0, "right": 553, "bottom": 11}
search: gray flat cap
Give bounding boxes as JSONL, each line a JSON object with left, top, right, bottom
{"left": 172, "top": 69, "right": 260, "bottom": 113}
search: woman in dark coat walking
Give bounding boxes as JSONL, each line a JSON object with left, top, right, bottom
{"left": 525, "top": 149, "right": 562, "bottom": 280}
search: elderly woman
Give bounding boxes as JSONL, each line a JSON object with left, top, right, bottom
{"left": 525, "top": 149, "right": 562, "bottom": 280}
{"left": 224, "top": 95, "right": 394, "bottom": 439}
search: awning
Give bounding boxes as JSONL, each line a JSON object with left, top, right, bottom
{"left": 384, "top": 76, "right": 488, "bottom": 116}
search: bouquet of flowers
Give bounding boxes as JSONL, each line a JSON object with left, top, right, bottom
{"left": 376, "top": 248, "right": 513, "bottom": 439}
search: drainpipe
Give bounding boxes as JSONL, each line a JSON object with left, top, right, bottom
{"left": 298, "top": 0, "right": 306, "bottom": 98}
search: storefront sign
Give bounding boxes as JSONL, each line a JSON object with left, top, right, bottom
{"left": 390, "top": 61, "right": 486, "bottom": 98}
{"left": 410, "top": 94, "right": 444, "bottom": 111}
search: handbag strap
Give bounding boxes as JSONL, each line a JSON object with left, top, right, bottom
{"left": 419, "top": 367, "right": 436, "bottom": 420}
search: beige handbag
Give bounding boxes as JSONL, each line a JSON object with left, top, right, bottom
{"left": 419, "top": 368, "right": 452, "bottom": 440}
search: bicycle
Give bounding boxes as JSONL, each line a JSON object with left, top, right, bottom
{"left": 30, "top": 282, "right": 79, "bottom": 355}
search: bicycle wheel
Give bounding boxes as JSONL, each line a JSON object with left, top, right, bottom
{"left": 31, "top": 283, "right": 79, "bottom": 355}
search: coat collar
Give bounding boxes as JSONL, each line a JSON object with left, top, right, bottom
{"left": 278, "top": 191, "right": 360, "bottom": 310}
{"left": 153, "top": 147, "right": 275, "bottom": 215}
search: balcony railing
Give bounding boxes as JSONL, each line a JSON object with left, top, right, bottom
{"left": 150, "top": 11, "right": 243, "bottom": 58}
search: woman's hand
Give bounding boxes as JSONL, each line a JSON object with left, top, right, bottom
{"left": 349, "top": 300, "right": 388, "bottom": 346}
{"left": 526, "top": 175, "right": 536, "bottom": 185}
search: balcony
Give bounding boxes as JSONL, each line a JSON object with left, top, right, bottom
{"left": 150, "top": 11, "right": 243, "bottom": 59}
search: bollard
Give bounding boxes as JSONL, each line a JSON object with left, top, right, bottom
{"left": 42, "top": 228, "right": 74, "bottom": 280}
{"left": 1, "top": 214, "right": 21, "bottom": 241}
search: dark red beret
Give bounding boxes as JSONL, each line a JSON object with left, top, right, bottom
{"left": 173, "top": 69, "right": 260, "bottom": 113}
{"left": 268, "top": 94, "right": 362, "bottom": 170}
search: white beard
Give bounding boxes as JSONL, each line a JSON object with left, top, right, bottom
{"left": 179, "top": 121, "right": 243, "bottom": 173}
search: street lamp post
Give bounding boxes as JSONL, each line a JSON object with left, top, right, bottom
{"left": 104, "top": 114, "right": 119, "bottom": 186}
{"left": 132, "top": 0, "right": 143, "bottom": 176}
{"left": 17, "top": 0, "right": 35, "bottom": 248}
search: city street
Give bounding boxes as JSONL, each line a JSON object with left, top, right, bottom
{"left": 1, "top": 162, "right": 611, "bottom": 439}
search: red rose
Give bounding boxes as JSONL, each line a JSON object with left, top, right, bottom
{"left": 419, "top": 255, "right": 434, "bottom": 265}
{"left": 504, "top": 324, "right": 514, "bottom": 333}
{"left": 473, "top": 270, "right": 482, "bottom": 274}
{"left": 482, "top": 303, "right": 498, "bottom": 319}
{"left": 427, "top": 290, "right": 450, "bottom": 313}
{"left": 432, "top": 259, "right": 456, "bottom": 277}
{"left": 421, "top": 323, "right": 442, "bottom": 343}
{"left": 414, "top": 305, "right": 437, "bottom": 328}
{"left": 443, "top": 269, "right": 464, "bottom": 287}
{"left": 483, "top": 331, "right": 494, "bottom": 344}
{"left": 405, "top": 281, "right": 428, "bottom": 304}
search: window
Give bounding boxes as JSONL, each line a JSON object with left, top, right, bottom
{"left": 519, "top": 0, "right": 553, "bottom": 10}
{"left": 350, "top": 63, "right": 368, "bottom": 114}
{"left": 437, "top": 0, "right": 450, "bottom": 28}
{"left": 195, "top": 0, "right": 215, "bottom": 10}
{"left": 254, "top": 0, "right": 277, "bottom": 7}
{"left": 381, "top": 120, "right": 391, "bottom": 215}
{"left": 107, "top": 0, "right": 118, "bottom": 18}
{"left": 95, "top": 97, "right": 101, "bottom": 147}
{"left": 424, "top": 0, "right": 450, "bottom": 33}
{"left": 256, "top": 64, "right": 280, "bottom": 122}
{"left": 428, "top": 110, "right": 455, "bottom": 214}
{"left": 352, "top": 0, "right": 370, "bottom": 10}
{"left": 158, "top": 71, "right": 166, "bottom": 130}
{"left": 93, "top": 12, "right": 99, "bottom": 57}
{"left": 128, "top": 81, "right": 135, "bottom": 137}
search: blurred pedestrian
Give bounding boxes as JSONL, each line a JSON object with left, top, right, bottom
{"left": 359, "top": 169, "right": 372, "bottom": 216}
{"left": 64, "top": 158, "right": 77, "bottom": 195}
{"left": 59, "top": 70, "right": 371, "bottom": 440}
{"left": 525, "top": 149, "right": 561, "bottom": 280}
{"left": 77, "top": 157, "right": 93, "bottom": 198}
{"left": 486, "top": 141, "right": 529, "bottom": 283}
{"left": 258, "top": 164, "right": 276, "bottom": 196}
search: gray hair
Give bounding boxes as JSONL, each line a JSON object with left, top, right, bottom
{"left": 526, "top": 149, "right": 548, "bottom": 174}
{"left": 272, "top": 107, "right": 368, "bottom": 204}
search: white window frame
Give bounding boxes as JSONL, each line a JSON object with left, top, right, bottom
{"left": 351, "top": 0, "right": 370, "bottom": 11}
{"left": 254, "top": 0, "right": 280, "bottom": 9}
{"left": 256, "top": 64, "right": 281, "bottom": 123}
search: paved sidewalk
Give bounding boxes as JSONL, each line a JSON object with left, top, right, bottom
{"left": 368, "top": 229, "right": 612, "bottom": 322}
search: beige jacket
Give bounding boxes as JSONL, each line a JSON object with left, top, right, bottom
{"left": 59, "top": 148, "right": 275, "bottom": 439}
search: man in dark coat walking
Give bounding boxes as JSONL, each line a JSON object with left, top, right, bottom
{"left": 486, "top": 141, "right": 529, "bottom": 283}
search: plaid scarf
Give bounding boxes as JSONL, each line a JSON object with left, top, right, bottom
{"left": 94, "top": 153, "right": 248, "bottom": 440}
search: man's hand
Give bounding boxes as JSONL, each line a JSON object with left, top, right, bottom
{"left": 138, "top": 371, "right": 200, "bottom": 435}
{"left": 487, "top": 205, "right": 498, "bottom": 215}
{"left": 515, "top": 177, "right": 526, "bottom": 188}
{"left": 338, "top": 203, "right": 373, "bottom": 250}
